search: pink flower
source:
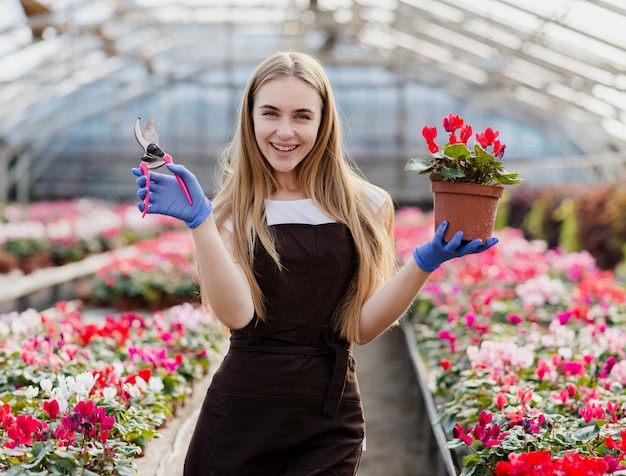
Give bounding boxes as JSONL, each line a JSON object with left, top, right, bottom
{"left": 506, "top": 314, "right": 522, "bottom": 324}
{"left": 496, "top": 393, "right": 507, "bottom": 410}
{"left": 437, "top": 330, "right": 457, "bottom": 353}
{"left": 517, "top": 387, "right": 533, "bottom": 406}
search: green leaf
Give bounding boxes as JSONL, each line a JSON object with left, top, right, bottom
{"left": 494, "top": 171, "right": 521, "bottom": 185}
{"left": 441, "top": 168, "right": 466, "bottom": 180}
{"left": 443, "top": 143, "right": 472, "bottom": 159}
{"left": 405, "top": 158, "right": 433, "bottom": 174}
{"left": 572, "top": 424, "right": 600, "bottom": 443}
{"left": 447, "top": 439, "right": 467, "bottom": 449}
{"left": 82, "top": 469, "right": 101, "bottom": 476}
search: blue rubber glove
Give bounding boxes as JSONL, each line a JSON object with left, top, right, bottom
{"left": 131, "top": 163, "right": 213, "bottom": 229}
{"left": 413, "top": 221, "right": 498, "bottom": 272}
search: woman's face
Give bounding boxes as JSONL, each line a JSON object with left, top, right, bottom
{"left": 252, "top": 76, "right": 322, "bottom": 187}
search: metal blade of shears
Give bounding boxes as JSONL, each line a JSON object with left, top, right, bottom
{"left": 134, "top": 117, "right": 149, "bottom": 150}
{"left": 134, "top": 116, "right": 160, "bottom": 150}
{"left": 142, "top": 117, "right": 159, "bottom": 144}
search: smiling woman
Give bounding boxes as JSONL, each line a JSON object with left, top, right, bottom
{"left": 131, "top": 50, "right": 498, "bottom": 476}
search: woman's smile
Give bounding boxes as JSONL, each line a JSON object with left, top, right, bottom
{"left": 271, "top": 142, "right": 299, "bottom": 153}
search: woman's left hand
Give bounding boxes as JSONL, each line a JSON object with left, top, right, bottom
{"left": 412, "top": 221, "right": 498, "bottom": 272}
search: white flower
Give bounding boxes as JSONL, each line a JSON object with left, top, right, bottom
{"left": 148, "top": 376, "right": 164, "bottom": 393}
{"left": 123, "top": 383, "right": 141, "bottom": 399}
{"left": 610, "top": 360, "right": 626, "bottom": 386}
{"left": 113, "top": 362, "right": 125, "bottom": 376}
{"left": 135, "top": 376, "right": 148, "bottom": 393}
{"left": 24, "top": 386, "right": 39, "bottom": 399}
{"left": 103, "top": 387, "right": 117, "bottom": 402}
{"left": 558, "top": 346, "right": 573, "bottom": 360}
{"left": 515, "top": 276, "right": 566, "bottom": 308}
{"left": 0, "top": 321, "right": 9, "bottom": 338}
{"left": 75, "top": 372, "right": 96, "bottom": 398}
{"left": 40, "top": 378, "right": 53, "bottom": 394}
{"left": 57, "top": 375, "right": 76, "bottom": 400}
{"left": 50, "top": 388, "right": 69, "bottom": 414}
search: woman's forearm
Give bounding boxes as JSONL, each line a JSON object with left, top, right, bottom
{"left": 358, "top": 259, "right": 431, "bottom": 344}
{"left": 190, "top": 216, "right": 255, "bottom": 329}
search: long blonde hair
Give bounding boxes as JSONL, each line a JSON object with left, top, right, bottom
{"left": 212, "top": 51, "right": 396, "bottom": 342}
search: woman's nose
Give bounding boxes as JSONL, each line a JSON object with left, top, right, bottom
{"left": 276, "top": 118, "right": 294, "bottom": 138}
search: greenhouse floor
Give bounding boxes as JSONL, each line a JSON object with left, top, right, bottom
{"left": 134, "top": 325, "right": 437, "bottom": 476}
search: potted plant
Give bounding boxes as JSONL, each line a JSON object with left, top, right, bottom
{"left": 405, "top": 113, "right": 521, "bottom": 242}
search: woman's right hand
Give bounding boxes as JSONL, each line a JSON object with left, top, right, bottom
{"left": 131, "top": 163, "right": 213, "bottom": 228}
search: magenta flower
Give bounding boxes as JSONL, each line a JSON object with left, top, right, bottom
{"left": 454, "top": 411, "right": 508, "bottom": 449}
{"left": 452, "top": 423, "right": 472, "bottom": 445}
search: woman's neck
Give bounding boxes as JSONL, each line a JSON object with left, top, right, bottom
{"left": 270, "top": 188, "right": 308, "bottom": 201}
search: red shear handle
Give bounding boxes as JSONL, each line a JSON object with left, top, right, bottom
{"left": 163, "top": 154, "right": 193, "bottom": 205}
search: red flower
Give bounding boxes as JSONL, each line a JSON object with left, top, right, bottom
{"left": 422, "top": 126, "right": 439, "bottom": 153}
{"left": 422, "top": 125, "right": 437, "bottom": 142}
{"left": 138, "top": 368, "right": 152, "bottom": 383}
{"left": 442, "top": 113, "right": 464, "bottom": 132}
{"left": 43, "top": 399, "right": 60, "bottom": 420}
{"left": 476, "top": 127, "right": 500, "bottom": 148}
{"left": 495, "top": 451, "right": 609, "bottom": 475}
{"left": 459, "top": 124, "right": 473, "bottom": 144}
{"left": 5, "top": 414, "right": 48, "bottom": 448}
{"left": 493, "top": 139, "right": 506, "bottom": 158}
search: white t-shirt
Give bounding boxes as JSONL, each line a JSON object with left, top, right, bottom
{"left": 224, "top": 187, "right": 386, "bottom": 231}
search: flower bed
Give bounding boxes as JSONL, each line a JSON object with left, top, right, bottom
{"left": 79, "top": 230, "right": 200, "bottom": 311}
{"left": 396, "top": 207, "right": 626, "bottom": 476}
{"left": 0, "top": 199, "right": 182, "bottom": 274}
{"left": 0, "top": 300, "right": 225, "bottom": 474}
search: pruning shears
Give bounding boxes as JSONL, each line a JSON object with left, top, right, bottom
{"left": 133, "top": 117, "right": 192, "bottom": 217}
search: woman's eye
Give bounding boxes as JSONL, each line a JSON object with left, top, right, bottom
{"left": 262, "top": 111, "right": 277, "bottom": 117}
{"left": 296, "top": 114, "right": 311, "bottom": 120}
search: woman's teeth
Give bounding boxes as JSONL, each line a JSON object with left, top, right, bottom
{"left": 272, "top": 143, "right": 297, "bottom": 152}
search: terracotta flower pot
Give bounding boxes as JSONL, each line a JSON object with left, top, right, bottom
{"left": 430, "top": 181, "right": 504, "bottom": 243}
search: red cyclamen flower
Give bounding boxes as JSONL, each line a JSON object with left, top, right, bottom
{"left": 493, "top": 140, "right": 506, "bottom": 158}
{"left": 421, "top": 126, "right": 439, "bottom": 153}
{"left": 442, "top": 113, "right": 464, "bottom": 132}
{"left": 476, "top": 127, "right": 499, "bottom": 148}
{"left": 43, "top": 399, "right": 60, "bottom": 420}
{"left": 459, "top": 124, "right": 473, "bottom": 144}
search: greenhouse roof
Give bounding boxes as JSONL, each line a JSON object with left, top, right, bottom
{"left": 1, "top": 0, "right": 625, "bottom": 167}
